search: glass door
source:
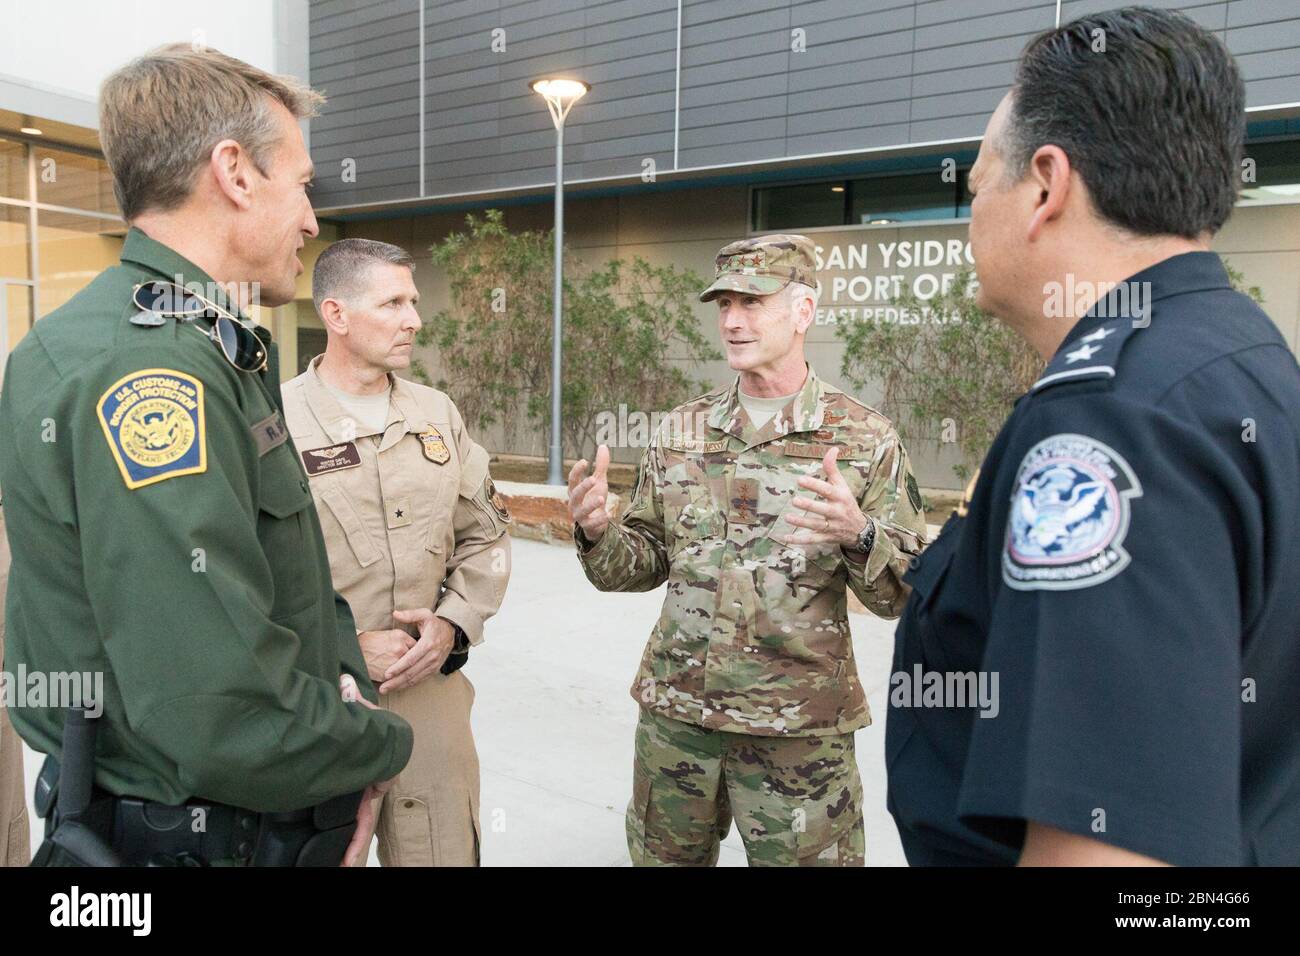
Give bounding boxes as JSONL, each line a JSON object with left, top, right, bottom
{"left": 0, "top": 280, "right": 34, "bottom": 388}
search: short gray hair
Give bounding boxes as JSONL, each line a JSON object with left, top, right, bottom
{"left": 100, "top": 43, "right": 324, "bottom": 220}
{"left": 312, "top": 238, "right": 415, "bottom": 313}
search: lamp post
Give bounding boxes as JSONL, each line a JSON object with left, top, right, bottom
{"left": 530, "top": 77, "right": 590, "bottom": 484}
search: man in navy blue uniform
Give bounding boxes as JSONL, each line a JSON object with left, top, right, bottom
{"left": 887, "top": 6, "right": 1300, "bottom": 866}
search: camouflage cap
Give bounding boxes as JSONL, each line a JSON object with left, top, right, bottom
{"left": 699, "top": 234, "right": 817, "bottom": 303}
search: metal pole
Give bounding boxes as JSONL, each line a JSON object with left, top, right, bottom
{"left": 547, "top": 117, "right": 565, "bottom": 484}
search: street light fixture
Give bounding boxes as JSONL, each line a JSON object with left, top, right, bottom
{"left": 530, "top": 76, "right": 590, "bottom": 484}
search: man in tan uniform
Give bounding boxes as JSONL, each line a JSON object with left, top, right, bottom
{"left": 0, "top": 503, "right": 32, "bottom": 866}
{"left": 283, "top": 239, "right": 511, "bottom": 866}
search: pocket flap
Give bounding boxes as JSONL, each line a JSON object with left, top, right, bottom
{"left": 258, "top": 449, "right": 313, "bottom": 519}
{"left": 320, "top": 486, "right": 381, "bottom": 567}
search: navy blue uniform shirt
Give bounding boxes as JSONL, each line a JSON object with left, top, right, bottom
{"left": 886, "top": 251, "right": 1300, "bottom": 866}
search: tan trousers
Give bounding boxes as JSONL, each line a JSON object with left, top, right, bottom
{"left": 351, "top": 669, "right": 480, "bottom": 867}
{"left": 1, "top": 514, "right": 32, "bottom": 867}
{"left": 0, "top": 681, "right": 28, "bottom": 868}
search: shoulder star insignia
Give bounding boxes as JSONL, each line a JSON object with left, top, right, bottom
{"left": 1065, "top": 343, "right": 1102, "bottom": 363}
{"left": 1080, "top": 325, "right": 1116, "bottom": 343}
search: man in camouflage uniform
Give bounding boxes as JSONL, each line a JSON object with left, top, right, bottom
{"left": 567, "top": 234, "right": 927, "bottom": 866}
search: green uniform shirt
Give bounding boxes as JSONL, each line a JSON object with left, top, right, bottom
{"left": 577, "top": 368, "right": 928, "bottom": 737}
{"left": 0, "top": 228, "right": 412, "bottom": 812}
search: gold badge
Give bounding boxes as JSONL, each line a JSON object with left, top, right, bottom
{"left": 418, "top": 429, "right": 450, "bottom": 464}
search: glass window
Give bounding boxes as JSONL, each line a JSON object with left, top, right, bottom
{"left": 1, "top": 205, "right": 31, "bottom": 279}
{"left": 35, "top": 147, "right": 120, "bottom": 216}
{"left": 849, "top": 172, "right": 958, "bottom": 224}
{"left": 1241, "top": 140, "right": 1300, "bottom": 204}
{"left": 753, "top": 168, "right": 969, "bottom": 231}
{"left": 0, "top": 138, "right": 27, "bottom": 201}
{"left": 3, "top": 282, "right": 34, "bottom": 366}
{"left": 753, "top": 182, "right": 847, "bottom": 231}
{"left": 297, "top": 326, "right": 327, "bottom": 374}
{"left": 37, "top": 212, "right": 126, "bottom": 317}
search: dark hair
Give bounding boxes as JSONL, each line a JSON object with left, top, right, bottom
{"left": 1004, "top": 6, "right": 1245, "bottom": 238}
{"left": 312, "top": 238, "right": 414, "bottom": 313}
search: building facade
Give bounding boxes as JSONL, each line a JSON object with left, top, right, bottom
{"left": 1, "top": 0, "right": 1297, "bottom": 488}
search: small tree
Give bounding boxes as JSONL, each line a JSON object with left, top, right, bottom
{"left": 412, "top": 209, "right": 720, "bottom": 460}
{"left": 837, "top": 270, "right": 1040, "bottom": 483}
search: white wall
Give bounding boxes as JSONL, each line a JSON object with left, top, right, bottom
{"left": 2, "top": 0, "right": 281, "bottom": 107}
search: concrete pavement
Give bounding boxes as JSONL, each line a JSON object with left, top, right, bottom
{"left": 24, "top": 535, "right": 909, "bottom": 866}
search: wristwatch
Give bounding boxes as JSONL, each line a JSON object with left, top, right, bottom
{"left": 847, "top": 514, "right": 876, "bottom": 556}
{"left": 440, "top": 622, "right": 470, "bottom": 676}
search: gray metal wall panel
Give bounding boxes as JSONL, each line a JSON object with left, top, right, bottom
{"left": 309, "top": 0, "right": 1300, "bottom": 208}
{"left": 1228, "top": 18, "right": 1300, "bottom": 55}
{"left": 415, "top": 0, "right": 679, "bottom": 200}
{"left": 1239, "top": 47, "right": 1300, "bottom": 84}
{"left": 1228, "top": 0, "right": 1299, "bottom": 29}
{"left": 310, "top": 0, "right": 420, "bottom": 207}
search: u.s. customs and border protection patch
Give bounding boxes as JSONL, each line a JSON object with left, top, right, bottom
{"left": 97, "top": 368, "right": 206, "bottom": 489}
{"left": 487, "top": 477, "right": 511, "bottom": 522}
{"left": 1002, "top": 433, "right": 1142, "bottom": 591}
{"left": 418, "top": 428, "right": 450, "bottom": 464}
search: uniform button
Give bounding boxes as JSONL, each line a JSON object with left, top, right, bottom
{"left": 240, "top": 816, "right": 255, "bottom": 831}
{"left": 300, "top": 479, "right": 309, "bottom": 492}
{"left": 237, "top": 841, "right": 252, "bottom": 857}
{"left": 403, "top": 800, "right": 415, "bottom": 809}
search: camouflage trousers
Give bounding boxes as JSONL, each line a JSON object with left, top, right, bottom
{"left": 626, "top": 708, "right": 865, "bottom": 866}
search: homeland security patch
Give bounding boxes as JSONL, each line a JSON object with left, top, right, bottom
{"left": 1002, "top": 433, "right": 1142, "bottom": 591}
{"left": 97, "top": 369, "right": 206, "bottom": 489}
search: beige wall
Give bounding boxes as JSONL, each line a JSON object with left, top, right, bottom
{"left": 330, "top": 189, "right": 1300, "bottom": 490}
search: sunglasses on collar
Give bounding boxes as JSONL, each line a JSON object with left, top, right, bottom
{"left": 131, "top": 280, "right": 268, "bottom": 374}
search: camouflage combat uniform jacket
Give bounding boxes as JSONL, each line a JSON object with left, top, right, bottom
{"left": 577, "top": 368, "right": 928, "bottom": 736}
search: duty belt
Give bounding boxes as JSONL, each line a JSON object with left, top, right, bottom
{"left": 31, "top": 708, "right": 361, "bottom": 867}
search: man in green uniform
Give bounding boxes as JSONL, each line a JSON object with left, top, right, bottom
{"left": 0, "top": 44, "right": 411, "bottom": 866}
{"left": 567, "top": 235, "right": 928, "bottom": 865}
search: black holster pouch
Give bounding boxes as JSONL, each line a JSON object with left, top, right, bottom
{"left": 251, "top": 790, "right": 363, "bottom": 867}
{"left": 28, "top": 707, "right": 362, "bottom": 866}
{"left": 30, "top": 708, "right": 123, "bottom": 867}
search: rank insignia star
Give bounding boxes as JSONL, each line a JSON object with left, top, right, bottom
{"left": 1065, "top": 342, "right": 1102, "bottom": 364}
{"left": 1080, "top": 325, "right": 1116, "bottom": 343}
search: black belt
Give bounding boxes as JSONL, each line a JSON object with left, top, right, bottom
{"left": 109, "top": 794, "right": 262, "bottom": 866}
{"left": 31, "top": 709, "right": 363, "bottom": 867}
{"left": 103, "top": 789, "right": 362, "bottom": 867}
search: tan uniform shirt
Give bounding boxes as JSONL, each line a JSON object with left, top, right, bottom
{"left": 1, "top": 506, "right": 32, "bottom": 865}
{"left": 281, "top": 358, "right": 510, "bottom": 646}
